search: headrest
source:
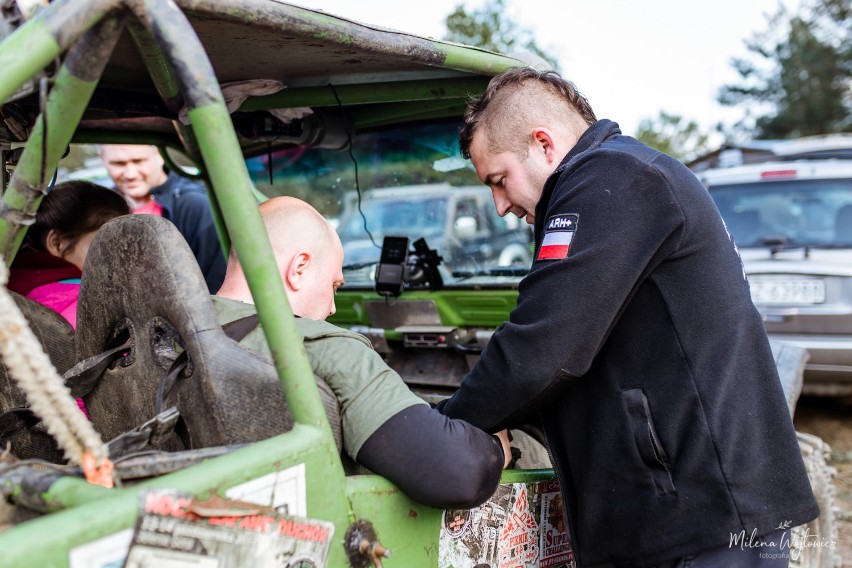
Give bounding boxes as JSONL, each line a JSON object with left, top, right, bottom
{"left": 76, "top": 215, "right": 294, "bottom": 448}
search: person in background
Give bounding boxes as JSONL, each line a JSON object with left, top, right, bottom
{"left": 99, "top": 144, "right": 226, "bottom": 292}
{"left": 436, "top": 67, "right": 818, "bottom": 566}
{"left": 24, "top": 180, "right": 129, "bottom": 330}
{"left": 215, "top": 196, "right": 510, "bottom": 509}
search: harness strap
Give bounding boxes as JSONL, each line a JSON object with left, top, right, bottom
{"left": 221, "top": 313, "right": 260, "bottom": 342}
{"left": 155, "top": 314, "right": 261, "bottom": 414}
{"left": 63, "top": 341, "right": 132, "bottom": 398}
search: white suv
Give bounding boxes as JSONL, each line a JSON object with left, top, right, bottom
{"left": 693, "top": 135, "right": 852, "bottom": 396}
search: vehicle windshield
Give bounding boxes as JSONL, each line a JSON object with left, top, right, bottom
{"left": 246, "top": 120, "right": 533, "bottom": 288}
{"left": 709, "top": 178, "right": 852, "bottom": 248}
{"left": 337, "top": 196, "right": 448, "bottom": 241}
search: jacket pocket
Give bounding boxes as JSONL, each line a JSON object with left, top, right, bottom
{"left": 622, "top": 388, "right": 676, "bottom": 496}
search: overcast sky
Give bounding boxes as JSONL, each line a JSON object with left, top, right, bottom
{"left": 294, "top": 0, "right": 801, "bottom": 143}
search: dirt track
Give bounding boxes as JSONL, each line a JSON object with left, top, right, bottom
{"left": 794, "top": 396, "right": 852, "bottom": 565}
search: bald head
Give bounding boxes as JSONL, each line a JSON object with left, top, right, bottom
{"left": 217, "top": 196, "right": 344, "bottom": 320}
{"left": 259, "top": 195, "right": 338, "bottom": 262}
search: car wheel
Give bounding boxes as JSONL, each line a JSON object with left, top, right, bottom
{"left": 792, "top": 431, "right": 839, "bottom": 567}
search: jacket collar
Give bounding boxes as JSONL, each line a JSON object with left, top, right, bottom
{"left": 534, "top": 119, "right": 621, "bottom": 234}
{"left": 150, "top": 171, "right": 178, "bottom": 199}
{"left": 150, "top": 172, "right": 180, "bottom": 215}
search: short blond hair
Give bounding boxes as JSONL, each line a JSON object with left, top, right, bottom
{"left": 460, "top": 68, "right": 596, "bottom": 159}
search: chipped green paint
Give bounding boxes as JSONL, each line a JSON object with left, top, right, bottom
{"left": 0, "top": 20, "right": 61, "bottom": 104}
{"left": 331, "top": 289, "right": 521, "bottom": 328}
{"left": 178, "top": 0, "right": 528, "bottom": 73}
{"left": 127, "top": 20, "right": 182, "bottom": 105}
{"left": 0, "top": 16, "right": 123, "bottom": 263}
{"left": 440, "top": 45, "right": 528, "bottom": 75}
{"left": 0, "top": 425, "right": 353, "bottom": 568}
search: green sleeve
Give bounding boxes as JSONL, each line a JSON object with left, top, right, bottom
{"left": 211, "top": 297, "right": 426, "bottom": 457}
{"left": 299, "top": 321, "right": 427, "bottom": 457}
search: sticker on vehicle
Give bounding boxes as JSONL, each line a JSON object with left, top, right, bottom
{"left": 124, "top": 489, "right": 333, "bottom": 568}
{"left": 439, "top": 481, "right": 575, "bottom": 568}
{"left": 68, "top": 528, "right": 134, "bottom": 568}
{"left": 226, "top": 462, "right": 306, "bottom": 517}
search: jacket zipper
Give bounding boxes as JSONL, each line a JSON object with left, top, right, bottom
{"left": 648, "top": 423, "right": 670, "bottom": 468}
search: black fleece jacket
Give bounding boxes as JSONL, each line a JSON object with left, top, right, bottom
{"left": 438, "top": 120, "right": 818, "bottom": 567}
{"left": 151, "top": 173, "right": 226, "bottom": 293}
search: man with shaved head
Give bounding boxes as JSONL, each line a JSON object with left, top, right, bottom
{"left": 435, "top": 68, "right": 818, "bottom": 566}
{"left": 215, "top": 196, "right": 509, "bottom": 509}
{"left": 217, "top": 197, "right": 344, "bottom": 320}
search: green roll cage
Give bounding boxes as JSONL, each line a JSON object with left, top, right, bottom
{"left": 0, "top": 2, "right": 554, "bottom": 566}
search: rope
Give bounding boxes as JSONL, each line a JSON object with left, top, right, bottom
{"left": 0, "top": 262, "right": 114, "bottom": 487}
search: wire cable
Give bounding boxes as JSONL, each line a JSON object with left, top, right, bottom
{"left": 328, "top": 83, "right": 380, "bottom": 249}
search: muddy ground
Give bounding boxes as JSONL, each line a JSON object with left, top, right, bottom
{"left": 794, "top": 396, "right": 852, "bottom": 565}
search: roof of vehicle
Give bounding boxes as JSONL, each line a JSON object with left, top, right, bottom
{"left": 1, "top": 0, "right": 531, "bottom": 156}
{"left": 688, "top": 133, "right": 852, "bottom": 173}
{"left": 698, "top": 158, "right": 852, "bottom": 186}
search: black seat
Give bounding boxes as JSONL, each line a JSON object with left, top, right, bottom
{"left": 0, "top": 293, "right": 75, "bottom": 462}
{"left": 76, "top": 214, "right": 341, "bottom": 451}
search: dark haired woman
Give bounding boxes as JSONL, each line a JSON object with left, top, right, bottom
{"left": 24, "top": 180, "right": 130, "bottom": 329}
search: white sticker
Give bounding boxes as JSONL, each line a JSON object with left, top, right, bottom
{"left": 68, "top": 528, "right": 133, "bottom": 568}
{"left": 124, "top": 547, "right": 219, "bottom": 568}
{"left": 225, "top": 462, "right": 306, "bottom": 517}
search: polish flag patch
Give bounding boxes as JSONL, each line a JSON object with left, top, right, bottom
{"left": 537, "top": 214, "right": 579, "bottom": 260}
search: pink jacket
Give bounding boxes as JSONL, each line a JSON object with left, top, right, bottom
{"left": 26, "top": 280, "right": 88, "bottom": 417}
{"left": 26, "top": 280, "right": 80, "bottom": 330}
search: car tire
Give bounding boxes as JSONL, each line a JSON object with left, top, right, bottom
{"left": 792, "top": 431, "right": 840, "bottom": 568}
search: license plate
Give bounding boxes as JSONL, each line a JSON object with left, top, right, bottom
{"left": 748, "top": 277, "right": 826, "bottom": 305}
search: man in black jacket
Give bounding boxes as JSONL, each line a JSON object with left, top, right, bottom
{"left": 100, "top": 144, "right": 226, "bottom": 292}
{"left": 437, "top": 68, "right": 818, "bottom": 566}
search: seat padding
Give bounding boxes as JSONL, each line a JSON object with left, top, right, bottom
{"left": 0, "top": 293, "right": 75, "bottom": 462}
{"left": 76, "top": 215, "right": 329, "bottom": 450}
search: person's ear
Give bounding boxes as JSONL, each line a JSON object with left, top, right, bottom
{"left": 45, "top": 229, "right": 64, "bottom": 259}
{"left": 284, "top": 251, "right": 311, "bottom": 291}
{"left": 531, "top": 128, "right": 558, "bottom": 164}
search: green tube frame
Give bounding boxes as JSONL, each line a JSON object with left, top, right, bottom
{"left": 0, "top": 13, "right": 126, "bottom": 262}
{"left": 0, "top": 2, "right": 557, "bottom": 566}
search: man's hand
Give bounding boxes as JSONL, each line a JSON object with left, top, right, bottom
{"left": 495, "top": 429, "right": 511, "bottom": 469}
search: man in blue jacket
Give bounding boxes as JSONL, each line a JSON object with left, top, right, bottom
{"left": 437, "top": 68, "right": 818, "bottom": 566}
{"left": 100, "top": 144, "right": 226, "bottom": 292}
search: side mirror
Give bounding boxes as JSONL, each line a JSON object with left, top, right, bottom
{"left": 454, "top": 216, "right": 478, "bottom": 240}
